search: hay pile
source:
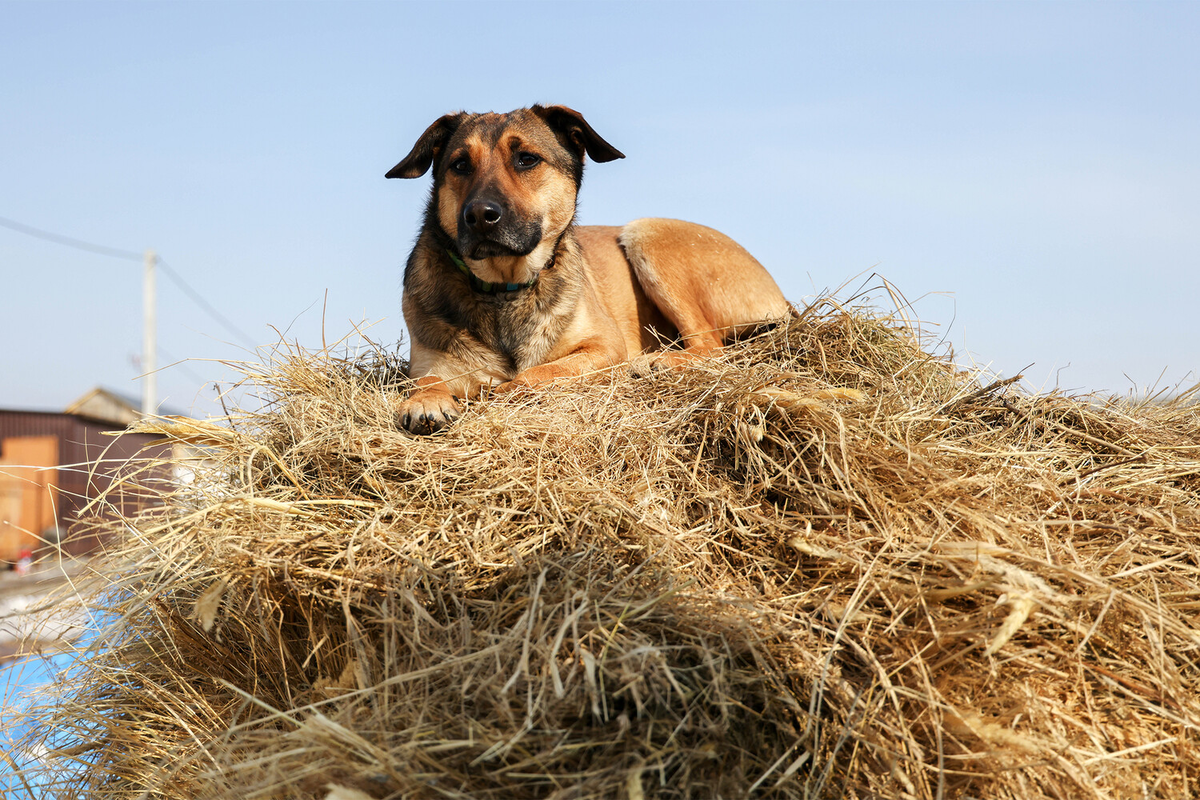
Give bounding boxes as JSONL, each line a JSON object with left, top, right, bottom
{"left": 12, "top": 293, "right": 1200, "bottom": 799}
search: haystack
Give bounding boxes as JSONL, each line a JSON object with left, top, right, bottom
{"left": 10, "top": 291, "right": 1200, "bottom": 799}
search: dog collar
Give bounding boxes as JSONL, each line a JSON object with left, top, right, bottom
{"left": 447, "top": 249, "right": 538, "bottom": 295}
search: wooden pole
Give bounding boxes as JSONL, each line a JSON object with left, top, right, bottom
{"left": 142, "top": 249, "right": 156, "bottom": 415}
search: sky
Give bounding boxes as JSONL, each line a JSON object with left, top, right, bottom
{"left": 1, "top": 0, "right": 1197, "bottom": 418}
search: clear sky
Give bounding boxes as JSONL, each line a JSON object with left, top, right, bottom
{"left": 2, "top": 1, "right": 1197, "bottom": 417}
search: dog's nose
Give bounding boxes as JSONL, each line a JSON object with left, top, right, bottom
{"left": 463, "top": 199, "right": 503, "bottom": 232}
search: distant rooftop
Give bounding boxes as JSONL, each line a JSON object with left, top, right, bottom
{"left": 63, "top": 387, "right": 143, "bottom": 426}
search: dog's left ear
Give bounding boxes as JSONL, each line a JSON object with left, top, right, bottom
{"left": 533, "top": 105, "right": 625, "bottom": 163}
{"left": 386, "top": 112, "right": 467, "bottom": 179}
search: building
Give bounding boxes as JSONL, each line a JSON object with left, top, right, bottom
{"left": 0, "top": 388, "right": 174, "bottom": 562}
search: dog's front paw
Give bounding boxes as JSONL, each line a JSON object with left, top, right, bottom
{"left": 648, "top": 349, "right": 704, "bottom": 372}
{"left": 492, "top": 377, "right": 536, "bottom": 398}
{"left": 397, "top": 390, "right": 461, "bottom": 435}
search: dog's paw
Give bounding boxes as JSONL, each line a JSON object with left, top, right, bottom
{"left": 647, "top": 350, "right": 704, "bottom": 372}
{"left": 492, "top": 378, "right": 540, "bottom": 399}
{"left": 628, "top": 355, "right": 655, "bottom": 379}
{"left": 397, "top": 391, "right": 461, "bottom": 435}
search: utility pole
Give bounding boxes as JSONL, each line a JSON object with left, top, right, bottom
{"left": 142, "top": 249, "right": 156, "bottom": 416}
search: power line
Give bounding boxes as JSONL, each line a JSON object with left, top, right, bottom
{"left": 0, "top": 213, "right": 258, "bottom": 349}
{"left": 158, "top": 346, "right": 218, "bottom": 388}
{"left": 0, "top": 214, "right": 142, "bottom": 261}
{"left": 156, "top": 258, "right": 259, "bottom": 349}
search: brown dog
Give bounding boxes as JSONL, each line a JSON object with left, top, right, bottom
{"left": 387, "top": 105, "right": 792, "bottom": 434}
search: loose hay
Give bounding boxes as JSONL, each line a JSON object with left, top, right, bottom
{"left": 10, "top": 293, "right": 1200, "bottom": 799}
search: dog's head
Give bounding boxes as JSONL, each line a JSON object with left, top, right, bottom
{"left": 387, "top": 106, "right": 624, "bottom": 286}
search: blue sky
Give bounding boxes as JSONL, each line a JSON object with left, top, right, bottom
{"left": 2, "top": 1, "right": 1197, "bottom": 417}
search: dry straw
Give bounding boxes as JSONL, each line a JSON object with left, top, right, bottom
{"left": 9, "top": 289, "right": 1200, "bottom": 799}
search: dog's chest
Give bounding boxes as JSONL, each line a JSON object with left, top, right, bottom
{"left": 473, "top": 294, "right": 571, "bottom": 375}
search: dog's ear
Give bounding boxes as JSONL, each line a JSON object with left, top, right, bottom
{"left": 533, "top": 105, "right": 625, "bottom": 163}
{"left": 386, "top": 113, "right": 467, "bottom": 179}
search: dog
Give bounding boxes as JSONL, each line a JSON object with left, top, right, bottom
{"left": 387, "top": 105, "right": 792, "bottom": 434}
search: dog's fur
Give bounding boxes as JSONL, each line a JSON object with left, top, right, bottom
{"left": 388, "top": 105, "right": 792, "bottom": 434}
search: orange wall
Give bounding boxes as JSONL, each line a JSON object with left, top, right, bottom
{"left": 0, "top": 436, "right": 59, "bottom": 561}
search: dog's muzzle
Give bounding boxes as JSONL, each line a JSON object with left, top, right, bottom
{"left": 458, "top": 197, "right": 543, "bottom": 259}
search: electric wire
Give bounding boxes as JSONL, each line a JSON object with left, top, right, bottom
{"left": 156, "top": 258, "right": 259, "bottom": 349}
{"left": 0, "top": 213, "right": 259, "bottom": 348}
{"left": 157, "top": 346, "right": 216, "bottom": 388}
{"left": 0, "top": 213, "right": 142, "bottom": 261}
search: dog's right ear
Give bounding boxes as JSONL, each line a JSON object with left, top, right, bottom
{"left": 386, "top": 113, "right": 467, "bottom": 179}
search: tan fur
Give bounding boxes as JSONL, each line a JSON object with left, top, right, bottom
{"left": 388, "top": 106, "right": 792, "bottom": 434}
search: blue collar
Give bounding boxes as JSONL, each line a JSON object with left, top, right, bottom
{"left": 447, "top": 249, "right": 538, "bottom": 295}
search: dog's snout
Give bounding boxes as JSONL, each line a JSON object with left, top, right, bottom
{"left": 463, "top": 199, "right": 503, "bottom": 231}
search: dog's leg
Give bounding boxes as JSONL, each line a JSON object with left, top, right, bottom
{"left": 619, "top": 219, "right": 791, "bottom": 369}
{"left": 496, "top": 340, "right": 625, "bottom": 393}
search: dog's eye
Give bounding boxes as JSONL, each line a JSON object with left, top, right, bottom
{"left": 515, "top": 152, "right": 541, "bottom": 170}
{"left": 449, "top": 158, "right": 472, "bottom": 175}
